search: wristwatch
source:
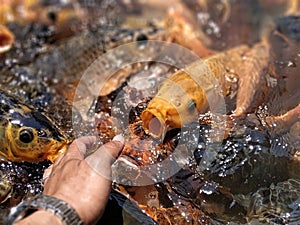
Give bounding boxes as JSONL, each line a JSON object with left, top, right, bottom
{"left": 7, "top": 195, "right": 84, "bottom": 225}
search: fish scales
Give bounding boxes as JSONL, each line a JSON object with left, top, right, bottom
{"left": 30, "top": 27, "right": 167, "bottom": 82}
{"left": 235, "top": 43, "right": 271, "bottom": 115}
{"left": 142, "top": 45, "right": 256, "bottom": 138}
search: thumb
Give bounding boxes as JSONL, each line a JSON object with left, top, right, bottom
{"left": 85, "top": 135, "right": 124, "bottom": 179}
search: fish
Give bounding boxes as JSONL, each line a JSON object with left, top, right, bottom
{"left": 142, "top": 43, "right": 271, "bottom": 138}
{"left": 0, "top": 90, "right": 69, "bottom": 162}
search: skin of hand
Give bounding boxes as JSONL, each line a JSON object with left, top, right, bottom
{"left": 14, "top": 136, "right": 124, "bottom": 225}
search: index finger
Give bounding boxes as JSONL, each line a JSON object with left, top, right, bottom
{"left": 65, "top": 136, "right": 97, "bottom": 160}
{"left": 85, "top": 135, "right": 124, "bottom": 179}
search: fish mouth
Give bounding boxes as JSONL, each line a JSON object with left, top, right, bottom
{"left": 50, "top": 132, "right": 73, "bottom": 160}
{"left": 46, "top": 141, "right": 69, "bottom": 163}
{"left": 141, "top": 109, "right": 167, "bottom": 140}
{"left": 54, "top": 131, "right": 71, "bottom": 144}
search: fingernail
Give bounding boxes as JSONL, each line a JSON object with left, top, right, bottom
{"left": 113, "top": 134, "right": 124, "bottom": 144}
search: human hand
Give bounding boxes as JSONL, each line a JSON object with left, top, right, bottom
{"left": 43, "top": 135, "right": 124, "bottom": 224}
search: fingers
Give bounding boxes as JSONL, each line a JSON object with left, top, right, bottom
{"left": 109, "top": 134, "right": 125, "bottom": 158}
{"left": 46, "top": 135, "right": 124, "bottom": 182}
{"left": 112, "top": 134, "right": 125, "bottom": 143}
{"left": 76, "top": 136, "right": 98, "bottom": 151}
{"left": 49, "top": 136, "right": 97, "bottom": 178}
{"left": 85, "top": 135, "right": 124, "bottom": 179}
{"left": 42, "top": 165, "right": 53, "bottom": 185}
{"left": 64, "top": 136, "right": 97, "bottom": 160}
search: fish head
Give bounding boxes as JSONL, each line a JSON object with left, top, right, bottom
{"left": 4, "top": 109, "right": 69, "bottom": 163}
{"left": 141, "top": 71, "right": 208, "bottom": 139}
{"left": 141, "top": 95, "right": 200, "bottom": 140}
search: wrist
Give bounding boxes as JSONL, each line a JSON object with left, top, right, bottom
{"left": 51, "top": 193, "right": 88, "bottom": 224}
{"left": 48, "top": 168, "right": 111, "bottom": 224}
{"left": 8, "top": 195, "right": 84, "bottom": 225}
{"left": 52, "top": 191, "right": 107, "bottom": 225}
{"left": 13, "top": 210, "right": 64, "bottom": 225}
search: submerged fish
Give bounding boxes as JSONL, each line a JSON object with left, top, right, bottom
{"left": 0, "top": 90, "right": 69, "bottom": 162}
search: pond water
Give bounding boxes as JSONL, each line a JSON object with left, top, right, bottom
{"left": 0, "top": 1, "right": 299, "bottom": 224}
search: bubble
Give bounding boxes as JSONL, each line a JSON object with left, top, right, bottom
{"left": 287, "top": 61, "right": 297, "bottom": 67}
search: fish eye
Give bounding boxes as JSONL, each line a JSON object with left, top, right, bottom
{"left": 38, "top": 129, "right": 48, "bottom": 138}
{"left": 136, "top": 33, "right": 148, "bottom": 42}
{"left": 187, "top": 99, "right": 197, "bottom": 112}
{"left": 19, "top": 129, "right": 34, "bottom": 143}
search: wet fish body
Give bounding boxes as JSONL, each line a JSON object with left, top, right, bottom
{"left": 142, "top": 43, "right": 271, "bottom": 138}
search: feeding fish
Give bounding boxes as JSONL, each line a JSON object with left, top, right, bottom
{"left": 142, "top": 43, "right": 271, "bottom": 138}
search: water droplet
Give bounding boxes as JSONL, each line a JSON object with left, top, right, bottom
{"left": 287, "top": 61, "right": 296, "bottom": 67}
{"left": 149, "top": 192, "right": 156, "bottom": 199}
{"left": 171, "top": 98, "right": 181, "bottom": 107}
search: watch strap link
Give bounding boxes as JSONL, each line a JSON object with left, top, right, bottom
{"left": 8, "top": 195, "right": 84, "bottom": 225}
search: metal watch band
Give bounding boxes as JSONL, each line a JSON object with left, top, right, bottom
{"left": 7, "top": 195, "right": 84, "bottom": 225}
